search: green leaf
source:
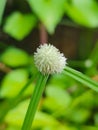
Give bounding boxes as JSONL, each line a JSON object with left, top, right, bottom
{"left": 6, "top": 126, "right": 20, "bottom": 130}
{"left": 50, "top": 73, "right": 75, "bottom": 89}
{"left": 28, "top": 0, "right": 65, "bottom": 33}
{"left": 3, "top": 12, "right": 37, "bottom": 40}
{"left": 1, "top": 47, "right": 30, "bottom": 67}
{"left": 43, "top": 85, "right": 71, "bottom": 113}
{"left": 65, "top": 0, "right": 98, "bottom": 27}
{"left": 5, "top": 99, "right": 68, "bottom": 129}
{"left": 0, "top": 75, "right": 36, "bottom": 122}
{"left": 70, "top": 90, "right": 95, "bottom": 109}
{"left": 81, "top": 126, "right": 98, "bottom": 130}
{"left": 64, "top": 66, "right": 98, "bottom": 92}
{"left": 42, "top": 126, "right": 72, "bottom": 130}
{"left": 0, "top": 69, "right": 31, "bottom": 98}
{"left": 66, "top": 108, "right": 90, "bottom": 124}
{"left": 0, "top": 0, "right": 7, "bottom": 25}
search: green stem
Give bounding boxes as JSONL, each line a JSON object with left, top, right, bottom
{"left": 21, "top": 73, "right": 49, "bottom": 130}
{"left": 64, "top": 66, "right": 98, "bottom": 92}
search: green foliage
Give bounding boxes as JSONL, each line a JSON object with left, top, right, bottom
{"left": 43, "top": 85, "right": 71, "bottom": 113}
{"left": 88, "top": 42, "right": 98, "bottom": 68}
{"left": 2, "top": 0, "right": 98, "bottom": 39}
{"left": 49, "top": 73, "right": 76, "bottom": 89}
{"left": 22, "top": 73, "right": 49, "bottom": 130}
{"left": 65, "top": 0, "right": 98, "bottom": 27}
{"left": 1, "top": 47, "right": 30, "bottom": 67}
{"left": 5, "top": 99, "right": 72, "bottom": 130}
{"left": 66, "top": 108, "right": 90, "bottom": 124}
{"left": 6, "top": 126, "right": 20, "bottom": 130}
{"left": 64, "top": 66, "right": 98, "bottom": 92}
{"left": 0, "top": 0, "right": 7, "bottom": 25}
{"left": 28, "top": 0, "right": 65, "bottom": 33}
{"left": 3, "top": 12, "right": 37, "bottom": 40}
{"left": 0, "top": 69, "right": 33, "bottom": 98}
{"left": 82, "top": 126, "right": 98, "bottom": 130}
{"left": 0, "top": 1, "right": 98, "bottom": 130}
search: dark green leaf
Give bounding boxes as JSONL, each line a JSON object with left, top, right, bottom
{"left": 0, "top": 0, "right": 7, "bottom": 25}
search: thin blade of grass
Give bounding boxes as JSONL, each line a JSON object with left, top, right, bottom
{"left": 64, "top": 66, "right": 98, "bottom": 92}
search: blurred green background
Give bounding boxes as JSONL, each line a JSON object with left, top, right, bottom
{"left": 0, "top": 0, "right": 98, "bottom": 130}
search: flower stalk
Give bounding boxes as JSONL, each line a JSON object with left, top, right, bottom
{"left": 22, "top": 44, "right": 66, "bottom": 130}
{"left": 21, "top": 73, "right": 49, "bottom": 130}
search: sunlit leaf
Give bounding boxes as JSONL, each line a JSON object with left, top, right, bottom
{"left": 5, "top": 99, "right": 69, "bottom": 129}
{"left": 3, "top": 12, "right": 37, "bottom": 40}
{"left": 43, "top": 85, "right": 71, "bottom": 114}
{"left": 46, "top": 85, "right": 71, "bottom": 107}
{"left": 42, "top": 126, "right": 71, "bottom": 130}
{"left": 28, "top": 0, "right": 65, "bottom": 33}
{"left": 0, "top": 69, "right": 32, "bottom": 98}
{"left": 65, "top": 0, "right": 98, "bottom": 27}
{"left": 1, "top": 47, "right": 30, "bottom": 67}
{"left": 50, "top": 73, "right": 76, "bottom": 89}
{"left": 6, "top": 126, "right": 20, "bottom": 130}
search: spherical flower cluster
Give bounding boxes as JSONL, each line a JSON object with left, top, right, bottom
{"left": 34, "top": 44, "right": 67, "bottom": 75}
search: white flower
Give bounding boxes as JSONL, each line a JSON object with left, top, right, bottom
{"left": 34, "top": 44, "right": 67, "bottom": 75}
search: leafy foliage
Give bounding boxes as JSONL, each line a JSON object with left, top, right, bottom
{"left": 0, "top": 0, "right": 98, "bottom": 130}
{"left": 65, "top": 0, "right": 98, "bottom": 27}
{"left": 0, "top": 69, "right": 34, "bottom": 98}
{"left": 28, "top": 0, "right": 65, "bottom": 33}
{"left": 1, "top": 47, "right": 30, "bottom": 67}
{"left": 1, "top": 0, "right": 98, "bottom": 39}
{"left": 3, "top": 12, "right": 37, "bottom": 40}
{"left": 0, "top": 0, "right": 7, "bottom": 25}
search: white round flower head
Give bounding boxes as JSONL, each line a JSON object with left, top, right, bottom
{"left": 34, "top": 44, "right": 67, "bottom": 75}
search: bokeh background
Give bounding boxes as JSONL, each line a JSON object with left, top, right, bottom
{"left": 0, "top": 0, "right": 98, "bottom": 130}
